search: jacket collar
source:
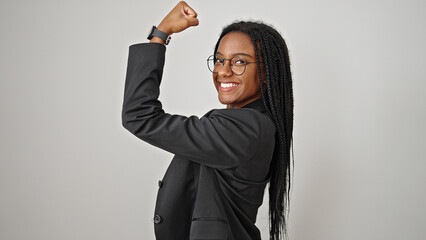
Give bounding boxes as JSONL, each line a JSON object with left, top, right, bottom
{"left": 242, "top": 98, "right": 267, "bottom": 113}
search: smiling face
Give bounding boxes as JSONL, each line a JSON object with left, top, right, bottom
{"left": 213, "top": 32, "right": 262, "bottom": 109}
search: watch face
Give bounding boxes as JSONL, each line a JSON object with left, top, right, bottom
{"left": 147, "top": 26, "right": 155, "bottom": 40}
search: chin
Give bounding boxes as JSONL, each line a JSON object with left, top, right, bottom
{"left": 218, "top": 98, "right": 229, "bottom": 105}
{"left": 218, "top": 96, "right": 233, "bottom": 105}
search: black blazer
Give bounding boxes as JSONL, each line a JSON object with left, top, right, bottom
{"left": 122, "top": 43, "right": 276, "bottom": 240}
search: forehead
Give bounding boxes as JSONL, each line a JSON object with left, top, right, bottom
{"left": 217, "top": 32, "right": 255, "bottom": 56}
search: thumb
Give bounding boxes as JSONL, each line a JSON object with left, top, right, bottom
{"left": 182, "top": 3, "right": 197, "bottom": 17}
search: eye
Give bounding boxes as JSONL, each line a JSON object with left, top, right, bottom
{"left": 233, "top": 58, "right": 246, "bottom": 66}
{"left": 215, "top": 58, "right": 224, "bottom": 64}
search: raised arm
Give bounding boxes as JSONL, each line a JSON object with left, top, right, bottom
{"left": 149, "top": 1, "right": 199, "bottom": 45}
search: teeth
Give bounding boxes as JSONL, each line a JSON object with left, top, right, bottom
{"left": 220, "top": 82, "right": 238, "bottom": 88}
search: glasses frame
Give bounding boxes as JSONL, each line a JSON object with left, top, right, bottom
{"left": 207, "top": 55, "right": 262, "bottom": 76}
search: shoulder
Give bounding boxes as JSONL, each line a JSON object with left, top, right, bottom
{"left": 207, "top": 107, "right": 276, "bottom": 139}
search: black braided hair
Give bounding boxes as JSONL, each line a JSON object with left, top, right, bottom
{"left": 213, "top": 21, "right": 294, "bottom": 240}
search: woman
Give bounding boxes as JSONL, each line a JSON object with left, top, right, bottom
{"left": 122, "top": 1, "right": 294, "bottom": 240}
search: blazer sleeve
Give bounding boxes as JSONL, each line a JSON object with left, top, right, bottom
{"left": 122, "top": 43, "right": 267, "bottom": 170}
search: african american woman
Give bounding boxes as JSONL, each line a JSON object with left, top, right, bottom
{"left": 122, "top": 1, "right": 294, "bottom": 240}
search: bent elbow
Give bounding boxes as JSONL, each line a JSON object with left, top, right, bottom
{"left": 121, "top": 111, "right": 140, "bottom": 136}
{"left": 121, "top": 109, "right": 131, "bottom": 130}
{"left": 121, "top": 117, "right": 131, "bottom": 132}
{"left": 121, "top": 112, "right": 155, "bottom": 141}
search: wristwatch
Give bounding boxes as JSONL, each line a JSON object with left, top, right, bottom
{"left": 147, "top": 26, "right": 171, "bottom": 45}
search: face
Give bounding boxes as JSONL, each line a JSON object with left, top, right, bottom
{"left": 213, "top": 32, "right": 263, "bottom": 109}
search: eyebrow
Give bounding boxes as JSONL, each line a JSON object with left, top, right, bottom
{"left": 216, "top": 51, "right": 253, "bottom": 58}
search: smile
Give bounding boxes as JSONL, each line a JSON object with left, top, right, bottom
{"left": 219, "top": 82, "right": 240, "bottom": 92}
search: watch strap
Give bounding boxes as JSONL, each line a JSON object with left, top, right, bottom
{"left": 148, "top": 26, "right": 171, "bottom": 45}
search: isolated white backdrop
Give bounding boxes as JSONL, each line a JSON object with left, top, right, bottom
{"left": 1, "top": 0, "right": 425, "bottom": 240}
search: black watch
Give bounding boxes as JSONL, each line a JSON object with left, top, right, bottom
{"left": 147, "top": 26, "right": 171, "bottom": 45}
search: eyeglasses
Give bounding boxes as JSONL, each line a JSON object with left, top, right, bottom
{"left": 207, "top": 55, "right": 261, "bottom": 76}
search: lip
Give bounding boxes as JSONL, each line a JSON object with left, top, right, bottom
{"left": 218, "top": 81, "right": 240, "bottom": 92}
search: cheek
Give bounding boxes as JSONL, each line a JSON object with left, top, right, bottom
{"left": 213, "top": 74, "right": 219, "bottom": 90}
{"left": 245, "top": 71, "right": 261, "bottom": 91}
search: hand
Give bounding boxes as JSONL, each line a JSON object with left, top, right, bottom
{"left": 157, "top": 1, "right": 199, "bottom": 35}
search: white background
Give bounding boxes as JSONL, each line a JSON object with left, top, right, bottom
{"left": 1, "top": 0, "right": 425, "bottom": 239}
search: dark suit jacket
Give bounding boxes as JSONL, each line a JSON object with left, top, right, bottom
{"left": 122, "top": 43, "right": 276, "bottom": 240}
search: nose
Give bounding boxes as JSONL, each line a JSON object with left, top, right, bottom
{"left": 217, "top": 59, "right": 233, "bottom": 77}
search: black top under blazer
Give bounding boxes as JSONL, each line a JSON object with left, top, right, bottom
{"left": 122, "top": 43, "right": 276, "bottom": 240}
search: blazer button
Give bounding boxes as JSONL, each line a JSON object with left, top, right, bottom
{"left": 158, "top": 180, "right": 163, "bottom": 188}
{"left": 153, "top": 215, "right": 162, "bottom": 224}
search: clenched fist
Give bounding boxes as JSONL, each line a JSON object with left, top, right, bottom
{"left": 150, "top": 1, "right": 198, "bottom": 44}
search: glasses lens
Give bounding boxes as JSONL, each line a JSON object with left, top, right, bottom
{"left": 207, "top": 55, "right": 217, "bottom": 73}
{"left": 230, "top": 56, "right": 246, "bottom": 75}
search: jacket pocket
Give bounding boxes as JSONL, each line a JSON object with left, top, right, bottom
{"left": 190, "top": 217, "right": 229, "bottom": 240}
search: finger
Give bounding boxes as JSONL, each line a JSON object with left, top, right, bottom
{"left": 187, "top": 17, "right": 199, "bottom": 27}
{"left": 186, "top": 14, "right": 199, "bottom": 27}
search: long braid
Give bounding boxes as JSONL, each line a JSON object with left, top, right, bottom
{"left": 214, "top": 21, "right": 294, "bottom": 240}
{"left": 262, "top": 32, "right": 288, "bottom": 240}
